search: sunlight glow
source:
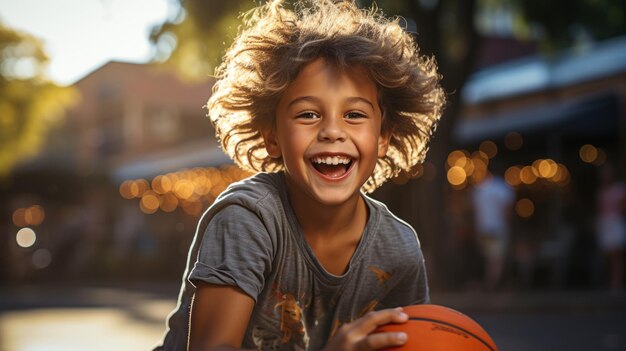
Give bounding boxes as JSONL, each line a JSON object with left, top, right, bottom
{"left": 0, "top": 0, "right": 175, "bottom": 85}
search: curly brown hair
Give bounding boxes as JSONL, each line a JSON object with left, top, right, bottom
{"left": 207, "top": 0, "right": 444, "bottom": 192}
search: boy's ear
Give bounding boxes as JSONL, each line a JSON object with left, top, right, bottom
{"left": 262, "top": 128, "right": 282, "bottom": 158}
{"left": 377, "top": 131, "right": 391, "bottom": 158}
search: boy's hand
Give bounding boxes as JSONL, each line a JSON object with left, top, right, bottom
{"left": 323, "top": 308, "right": 408, "bottom": 351}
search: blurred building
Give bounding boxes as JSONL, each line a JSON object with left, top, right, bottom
{"left": 61, "top": 61, "right": 228, "bottom": 177}
{"left": 2, "top": 61, "right": 237, "bottom": 283}
{"left": 451, "top": 35, "right": 626, "bottom": 289}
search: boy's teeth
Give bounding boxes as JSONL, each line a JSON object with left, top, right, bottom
{"left": 313, "top": 156, "right": 351, "bottom": 165}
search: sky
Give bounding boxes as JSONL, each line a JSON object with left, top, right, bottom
{"left": 0, "top": 0, "right": 175, "bottom": 86}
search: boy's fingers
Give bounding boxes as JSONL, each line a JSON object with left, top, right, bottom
{"left": 356, "top": 332, "right": 408, "bottom": 351}
{"left": 352, "top": 308, "right": 408, "bottom": 333}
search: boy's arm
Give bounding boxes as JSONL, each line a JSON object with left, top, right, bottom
{"left": 187, "top": 204, "right": 273, "bottom": 351}
{"left": 188, "top": 282, "right": 255, "bottom": 351}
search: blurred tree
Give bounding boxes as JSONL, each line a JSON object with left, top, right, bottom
{"left": 150, "top": 1, "right": 253, "bottom": 81}
{"left": 0, "top": 21, "right": 77, "bottom": 177}
{"left": 517, "top": 0, "right": 626, "bottom": 51}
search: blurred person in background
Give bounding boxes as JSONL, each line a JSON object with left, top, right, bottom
{"left": 471, "top": 171, "right": 515, "bottom": 291}
{"left": 596, "top": 162, "right": 625, "bottom": 293}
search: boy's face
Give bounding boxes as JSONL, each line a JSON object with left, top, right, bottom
{"left": 263, "top": 58, "right": 389, "bottom": 206}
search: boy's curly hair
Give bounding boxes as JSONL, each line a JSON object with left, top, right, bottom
{"left": 207, "top": 0, "right": 445, "bottom": 193}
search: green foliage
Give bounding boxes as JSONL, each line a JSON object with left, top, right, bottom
{"left": 519, "top": 0, "right": 626, "bottom": 50}
{"left": 0, "top": 21, "right": 77, "bottom": 176}
{"left": 150, "top": 0, "right": 256, "bottom": 80}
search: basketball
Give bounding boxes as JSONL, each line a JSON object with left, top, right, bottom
{"left": 375, "top": 304, "right": 498, "bottom": 351}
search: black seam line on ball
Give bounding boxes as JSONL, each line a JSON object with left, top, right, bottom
{"left": 407, "top": 317, "right": 496, "bottom": 351}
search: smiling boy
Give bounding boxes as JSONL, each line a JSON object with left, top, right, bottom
{"left": 264, "top": 59, "right": 388, "bottom": 278}
{"left": 154, "top": 1, "right": 444, "bottom": 350}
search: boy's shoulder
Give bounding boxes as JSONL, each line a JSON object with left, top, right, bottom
{"left": 215, "top": 172, "right": 284, "bottom": 207}
{"left": 197, "top": 172, "right": 286, "bottom": 227}
{"left": 364, "top": 195, "right": 423, "bottom": 250}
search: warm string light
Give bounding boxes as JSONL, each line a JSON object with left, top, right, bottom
{"left": 10, "top": 205, "right": 52, "bottom": 268}
{"left": 504, "top": 159, "right": 570, "bottom": 187}
{"left": 579, "top": 144, "right": 606, "bottom": 166}
{"left": 16, "top": 227, "right": 37, "bottom": 248}
{"left": 445, "top": 137, "right": 578, "bottom": 221}
{"left": 445, "top": 147, "right": 492, "bottom": 189}
{"left": 446, "top": 146, "right": 571, "bottom": 190}
{"left": 119, "top": 165, "right": 253, "bottom": 215}
{"left": 12, "top": 205, "right": 45, "bottom": 227}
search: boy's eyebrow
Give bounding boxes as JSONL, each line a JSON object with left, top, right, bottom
{"left": 287, "top": 96, "right": 376, "bottom": 110}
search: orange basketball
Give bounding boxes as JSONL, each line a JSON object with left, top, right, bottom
{"left": 375, "top": 304, "right": 498, "bottom": 351}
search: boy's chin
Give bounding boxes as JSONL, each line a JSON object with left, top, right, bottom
{"left": 306, "top": 186, "right": 363, "bottom": 207}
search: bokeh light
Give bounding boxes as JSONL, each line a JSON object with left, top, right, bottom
{"left": 12, "top": 208, "right": 27, "bottom": 227}
{"left": 118, "top": 165, "right": 254, "bottom": 215}
{"left": 551, "top": 163, "right": 571, "bottom": 185}
{"left": 579, "top": 144, "right": 598, "bottom": 163}
{"left": 174, "top": 179, "right": 195, "bottom": 199}
{"left": 479, "top": 140, "right": 498, "bottom": 159}
{"left": 12, "top": 205, "right": 45, "bottom": 227}
{"left": 471, "top": 150, "right": 489, "bottom": 162}
{"left": 505, "top": 160, "right": 571, "bottom": 187}
{"left": 24, "top": 205, "right": 45, "bottom": 226}
{"left": 129, "top": 181, "right": 141, "bottom": 198}
{"left": 447, "top": 150, "right": 469, "bottom": 167}
{"left": 516, "top": 198, "right": 535, "bottom": 218}
{"left": 152, "top": 175, "right": 173, "bottom": 194}
{"left": 119, "top": 180, "right": 134, "bottom": 199}
{"left": 592, "top": 147, "right": 606, "bottom": 166}
{"left": 520, "top": 166, "right": 537, "bottom": 184}
{"left": 140, "top": 191, "right": 160, "bottom": 214}
{"left": 447, "top": 166, "right": 467, "bottom": 187}
{"left": 505, "top": 166, "right": 522, "bottom": 186}
{"left": 470, "top": 159, "right": 488, "bottom": 184}
{"left": 16, "top": 227, "right": 36, "bottom": 248}
{"left": 135, "top": 179, "right": 150, "bottom": 197}
{"left": 32, "top": 248, "right": 52, "bottom": 269}
{"left": 537, "top": 159, "right": 558, "bottom": 178}
{"left": 193, "top": 174, "right": 211, "bottom": 195}
{"left": 159, "top": 193, "right": 179, "bottom": 212}
{"left": 504, "top": 132, "right": 523, "bottom": 150}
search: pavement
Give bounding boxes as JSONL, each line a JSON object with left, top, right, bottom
{"left": 0, "top": 283, "right": 625, "bottom": 351}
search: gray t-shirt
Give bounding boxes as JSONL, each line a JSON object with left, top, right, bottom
{"left": 154, "top": 172, "right": 429, "bottom": 351}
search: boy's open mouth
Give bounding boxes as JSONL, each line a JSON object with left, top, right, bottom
{"left": 310, "top": 155, "right": 354, "bottom": 178}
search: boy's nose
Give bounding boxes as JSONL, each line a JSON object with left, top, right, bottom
{"left": 318, "top": 116, "right": 347, "bottom": 142}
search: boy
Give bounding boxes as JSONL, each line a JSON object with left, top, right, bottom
{"left": 154, "top": 0, "right": 444, "bottom": 350}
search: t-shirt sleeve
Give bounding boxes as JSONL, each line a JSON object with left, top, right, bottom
{"left": 188, "top": 204, "right": 274, "bottom": 302}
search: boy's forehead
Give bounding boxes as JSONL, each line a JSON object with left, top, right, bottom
{"left": 284, "top": 58, "right": 378, "bottom": 100}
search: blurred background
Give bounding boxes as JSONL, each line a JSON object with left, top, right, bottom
{"left": 1, "top": 0, "right": 625, "bottom": 350}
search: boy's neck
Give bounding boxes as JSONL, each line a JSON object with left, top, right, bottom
{"left": 284, "top": 179, "right": 368, "bottom": 241}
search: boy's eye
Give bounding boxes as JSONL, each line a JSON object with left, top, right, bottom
{"left": 296, "top": 112, "right": 319, "bottom": 119}
{"left": 345, "top": 111, "right": 367, "bottom": 119}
